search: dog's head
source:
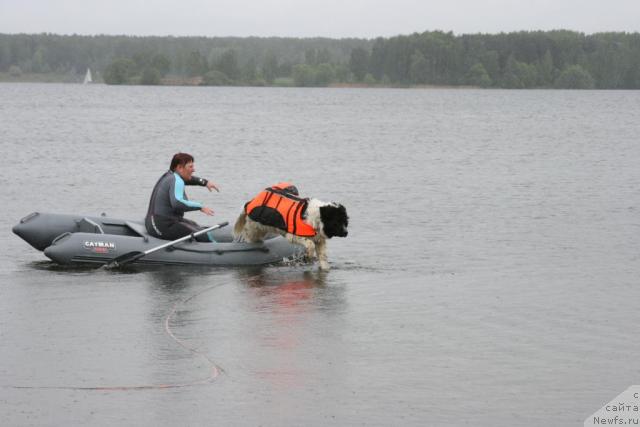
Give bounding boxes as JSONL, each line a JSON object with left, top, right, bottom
{"left": 319, "top": 203, "right": 349, "bottom": 238}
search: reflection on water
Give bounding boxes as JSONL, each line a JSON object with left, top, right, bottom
{"left": 235, "top": 267, "right": 349, "bottom": 314}
{"left": 243, "top": 270, "right": 326, "bottom": 327}
{"left": 227, "top": 268, "right": 348, "bottom": 391}
{"left": 128, "top": 265, "right": 349, "bottom": 394}
{"left": 238, "top": 268, "right": 327, "bottom": 290}
{"left": 26, "top": 259, "right": 102, "bottom": 273}
{"left": 144, "top": 265, "right": 206, "bottom": 295}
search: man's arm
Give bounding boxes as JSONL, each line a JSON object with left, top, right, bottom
{"left": 169, "top": 174, "right": 203, "bottom": 213}
{"left": 185, "top": 175, "right": 207, "bottom": 186}
{"left": 186, "top": 175, "right": 219, "bottom": 192}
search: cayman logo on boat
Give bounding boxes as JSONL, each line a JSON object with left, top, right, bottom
{"left": 83, "top": 241, "right": 116, "bottom": 254}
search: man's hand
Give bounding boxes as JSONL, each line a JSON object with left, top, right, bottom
{"left": 206, "top": 181, "right": 219, "bottom": 192}
{"left": 201, "top": 206, "right": 214, "bottom": 216}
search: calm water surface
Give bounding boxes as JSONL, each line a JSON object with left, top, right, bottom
{"left": 1, "top": 83, "right": 640, "bottom": 426}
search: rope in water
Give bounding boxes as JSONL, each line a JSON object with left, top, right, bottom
{"left": 8, "top": 281, "right": 230, "bottom": 391}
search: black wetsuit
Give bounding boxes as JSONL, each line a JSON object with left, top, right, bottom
{"left": 145, "top": 171, "right": 213, "bottom": 242}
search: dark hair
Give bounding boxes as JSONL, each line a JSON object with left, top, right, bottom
{"left": 170, "top": 153, "right": 194, "bottom": 171}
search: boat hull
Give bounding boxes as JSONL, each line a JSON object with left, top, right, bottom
{"left": 13, "top": 212, "right": 304, "bottom": 266}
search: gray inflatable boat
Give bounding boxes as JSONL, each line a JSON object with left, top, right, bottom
{"left": 13, "top": 212, "right": 304, "bottom": 266}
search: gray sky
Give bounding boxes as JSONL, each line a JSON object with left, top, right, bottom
{"left": 1, "top": 0, "right": 639, "bottom": 38}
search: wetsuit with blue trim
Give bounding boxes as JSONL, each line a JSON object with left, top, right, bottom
{"left": 145, "top": 171, "right": 215, "bottom": 242}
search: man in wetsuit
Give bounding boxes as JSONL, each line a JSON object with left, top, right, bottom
{"left": 145, "top": 152, "right": 219, "bottom": 242}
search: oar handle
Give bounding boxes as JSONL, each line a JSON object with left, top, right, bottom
{"left": 189, "top": 221, "right": 229, "bottom": 240}
{"left": 106, "top": 221, "right": 229, "bottom": 268}
{"left": 143, "top": 221, "right": 229, "bottom": 255}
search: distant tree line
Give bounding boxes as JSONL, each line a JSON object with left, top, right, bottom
{"left": 1, "top": 31, "right": 640, "bottom": 88}
{"left": 359, "top": 30, "right": 640, "bottom": 89}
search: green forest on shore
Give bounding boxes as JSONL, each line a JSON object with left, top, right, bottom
{"left": 1, "top": 30, "right": 639, "bottom": 89}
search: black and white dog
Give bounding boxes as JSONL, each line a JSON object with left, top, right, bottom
{"left": 233, "top": 183, "right": 349, "bottom": 270}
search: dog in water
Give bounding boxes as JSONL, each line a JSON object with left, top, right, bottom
{"left": 233, "top": 182, "right": 349, "bottom": 270}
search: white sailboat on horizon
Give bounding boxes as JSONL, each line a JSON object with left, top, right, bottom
{"left": 83, "top": 68, "right": 93, "bottom": 84}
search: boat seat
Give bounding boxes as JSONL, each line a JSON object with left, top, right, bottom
{"left": 77, "top": 217, "right": 104, "bottom": 234}
{"left": 125, "top": 221, "right": 148, "bottom": 237}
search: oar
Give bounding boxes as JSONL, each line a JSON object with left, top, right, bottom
{"left": 105, "top": 221, "right": 228, "bottom": 268}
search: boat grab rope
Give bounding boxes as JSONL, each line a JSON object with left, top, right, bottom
{"left": 170, "top": 246, "right": 270, "bottom": 254}
{"left": 4, "top": 278, "right": 247, "bottom": 391}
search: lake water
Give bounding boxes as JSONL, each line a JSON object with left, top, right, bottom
{"left": 1, "top": 83, "right": 640, "bottom": 426}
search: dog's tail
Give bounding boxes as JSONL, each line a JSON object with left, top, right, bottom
{"left": 233, "top": 212, "right": 247, "bottom": 238}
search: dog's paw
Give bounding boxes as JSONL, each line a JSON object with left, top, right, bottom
{"left": 318, "top": 260, "right": 330, "bottom": 270}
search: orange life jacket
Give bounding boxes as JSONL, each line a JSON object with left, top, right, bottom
{"left": 244, "top": 182, "right": 316, "bottom": 237}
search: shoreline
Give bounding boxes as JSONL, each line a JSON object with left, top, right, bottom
{"left": 0, "top": 75, "right": 612, "bottom": 90}
{"left": 0, "top": 75, "right": 482, "bottom": 89}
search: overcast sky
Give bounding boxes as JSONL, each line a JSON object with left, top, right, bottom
{"left": 1, "top": 0, "right": 639, "bottom": 38}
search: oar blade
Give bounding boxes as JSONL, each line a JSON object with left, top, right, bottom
{"left": 104, "top": 251, "right": 145, "bottom": 268}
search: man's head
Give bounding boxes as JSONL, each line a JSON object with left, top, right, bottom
{"left": 170, "top": 152, "right": 195, "bottom": 181}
